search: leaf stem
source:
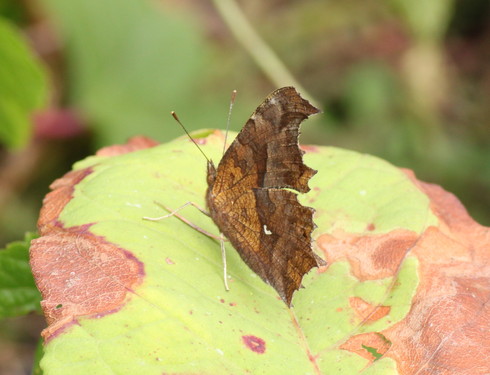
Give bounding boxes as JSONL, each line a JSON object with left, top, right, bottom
{"left": 212, "top": 0, "right": 319, "bottom": 106}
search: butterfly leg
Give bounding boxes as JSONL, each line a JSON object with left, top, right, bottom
{"left": 144, "top": 201, "right": 209, "bottom": 220}
{"left": 220, "top": 233, "right": 230, "bottom": 291}
{"left": 143, "top": 201, "right": 224, "bottom": 241}
{"left": 144, "top": 202, "right": 230, "bottom": 291}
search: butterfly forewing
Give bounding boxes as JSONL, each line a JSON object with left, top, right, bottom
{"left": 211, "top": 87, "right": 318, "bottom": 195}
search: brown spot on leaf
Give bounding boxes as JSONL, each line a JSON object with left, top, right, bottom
{"left": 30, "top": 227, "right": 143, "bottom": 340}
{"left": 349, "top": 297, "right": 390, "bottom": 323}
{"left": 30, "top": 138, "right": 147, "bottom": 341}
{"left": 96, "top": 136, "right": 158, "bottom": 157}
{"left": 37, "top": 168, "right": 93, "bottom": 233}
{"left": 375, "top": 170, "right": 490, "bottom": 374}
{"left": 194, "top": 138, "right": 207, "bottom": 145}
{"left": 318, "top": 169, "right": 489, "bottom": 373}
{"left": 317, "top": 229, "right": 418, "bottom": 280}
{"left": 300, "top": 144, "right": 319, "bottom": 153}
{"left": 366, "top": 223, "right": 376, "bottom": 231}
{"left": 382, "top": 226, "right": 490, "bottom": 374}
{"left": 340, "top": 332, "right": 391, "bottom": 362}
{"left": 242, "top": 335, "right": 266, "bottom": 354}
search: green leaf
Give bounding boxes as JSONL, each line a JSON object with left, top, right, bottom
{"left": 0, "top": 18, "right": 48, "bottom": 148}
{"left": 40, "top": 0, "right": 223, "bottom": 146}
{"left": 0, "top": 232, "right": 41, "bottom": 318}
{"left": 32, "top": 132, "right": 443, "bottom": 374}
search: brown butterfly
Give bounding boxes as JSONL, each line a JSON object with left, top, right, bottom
{"left": 205, "top": 87, "right": 325, "bottom": 306}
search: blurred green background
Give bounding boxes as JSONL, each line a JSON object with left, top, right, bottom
{"left": 0, "top": 0, "right": 489, "bottom": 372}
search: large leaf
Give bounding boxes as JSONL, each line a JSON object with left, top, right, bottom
{"left": 30, "top": 132, "right": 489, "bottom": 374}
{"left": 0, "top": 18, "right": 48, "bottom": 148}
{"left": 39, "top": 0, "right": 238, "bottom": 146}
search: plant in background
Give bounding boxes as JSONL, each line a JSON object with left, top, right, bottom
{"left": 0, "top": 0, "right": 489, "bottom": 373}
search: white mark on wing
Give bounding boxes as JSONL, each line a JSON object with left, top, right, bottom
{"left": 263, "top": 225, "right": 272, "bottom": 235}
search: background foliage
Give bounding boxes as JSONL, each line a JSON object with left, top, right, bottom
{"left": 0, "top": 0, "right": 489, "bottom": 373}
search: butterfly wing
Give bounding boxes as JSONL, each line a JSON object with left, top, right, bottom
{"left": 211, "top": 87, "right": 319, "bottom": 194}
{"left": 206, "top": 87, "right": 324, "bottom": 306}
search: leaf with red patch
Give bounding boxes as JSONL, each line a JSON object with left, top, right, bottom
{"left": 30, "top": 131, "right": 489, "bottom": 374}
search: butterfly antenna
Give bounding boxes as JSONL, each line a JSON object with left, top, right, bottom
{"left": 222, "top": 90, "right": 237, "bottom": 156}
{"left": 171, "top": 111, "right": 210, "bottom": 163}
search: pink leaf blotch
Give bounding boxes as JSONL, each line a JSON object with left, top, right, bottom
{"left": 318, "top": 169, "right": 490, "bottom": 374}
{"left": 242, "top": 335, "right": 266, "bottom": 354}
{"left": 30, "top": 138, "right": 155, "bottom": 340}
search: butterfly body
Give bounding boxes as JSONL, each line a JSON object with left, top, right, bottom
{"left": 206, "top": 87, "right": 325, "bottom": 306}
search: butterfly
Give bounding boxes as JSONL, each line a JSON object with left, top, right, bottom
{"left": 205, "top": 87, "right": 325, "bottom": 306}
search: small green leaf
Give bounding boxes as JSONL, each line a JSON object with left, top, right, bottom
{"left": 0, "top": 18, "right": 48, "bottom": 148}
{"left": 0, "top": 232, "right": 41, "bottom": 318}
{"left": 32, "top": 338, "right": 45, "bottom": 375}
{"left": 362, "top": 344, "right": 383, "bottom": 361}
